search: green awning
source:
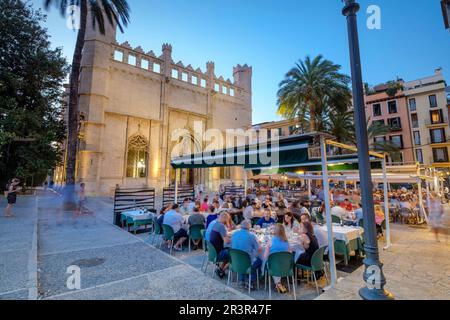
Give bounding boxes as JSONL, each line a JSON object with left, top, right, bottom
{"left": 170, "top": 133, "right": 371, "bottom": 170}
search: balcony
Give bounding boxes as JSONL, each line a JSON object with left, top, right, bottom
{"left": 388, "top": 125, "right": 403, "bottom": 132}
{"left": 425, "top": 116, "right": 448, "bottom": 127}
{"left": 308, "top": 145, "right": 357, "bottom": 160}
{"left": 428, "top": 136, "right": 450, "bottom": 145}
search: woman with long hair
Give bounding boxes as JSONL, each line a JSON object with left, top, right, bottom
{"left": 264, "top": 224, "right": 291, "bottom": 293}
{"left": 296, "top": 221, "right": 319, "bottom": 267}
{"left": 4, "top": 178, "right": 21, "bottom": 218}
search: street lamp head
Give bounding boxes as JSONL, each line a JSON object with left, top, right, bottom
{"left": 342, "top": 0, "right": 360, "bottom": 16}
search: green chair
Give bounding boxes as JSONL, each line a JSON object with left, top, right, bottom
{"left": 315, "top": 212, "right": 325, "bottom": 224}
{"left": 332, "top": 215, "right": 342, "bottom": 224}
{"left": 358, "top": 218, "right": 364, "bottom": 228}
{"left": 228, "top": 249, "right": 260, "bottom": 293}
{"left": 120, "top": 213, "right": 128, "bottom": 228}
{"left": 251, "top": 217, "right": 260, "bottom": 228}
{"left": 188, "top": 224, "right": 205, "bottom": 252}
{"left": 200, "top": 229, "right": 207, "bottom": 271}
{"left": 265, "top": 252, "right": 296, "bottom": 300}
{"left": 151, "top": 217, "right": 163, "bottom": 248}
{"left": 295, "top": 246, "right": 328, "bottom": 296}
{"left": 162, "top": 224, "right": 175, "bottom": 255}
{"left": 204, "top": 241, "right": 225, "bottom": 278}
{"left": 334, "top": 239, "right": 349, "bottom": 266}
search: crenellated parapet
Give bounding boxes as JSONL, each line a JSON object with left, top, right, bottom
{"left": 110, "top": 42, "right": 251, "bottom": 98}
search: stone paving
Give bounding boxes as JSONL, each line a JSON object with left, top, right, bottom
{"left": 1, "top": 192, "right": 250, "bottom": 300}
{"left": 317, "top": 224, "right": 450, "bottom": 300}
{"left": 1, "top": 192, "right": 449, "bottom": 300}
{"left": 0, "top": 195, "right": 37, "bottom": 300}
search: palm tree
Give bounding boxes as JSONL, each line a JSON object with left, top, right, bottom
{"left": 44, "top": 0, "right": 129, "bottom": 205}
{"left": 277, "top": 55, "right": 351, "bottom": 132}
{"left": 367, "top": 120, "right": 401, "bottom": 156}
{"left": 325, "top": 109, "right": 355, "bottom": 143}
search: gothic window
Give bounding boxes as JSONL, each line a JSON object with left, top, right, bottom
{"left": 126, "top": 135, "right": 148, "bottom": 178}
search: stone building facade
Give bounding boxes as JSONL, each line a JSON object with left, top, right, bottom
{"left": 70, "top": 18, "right": 252, "bottom": 195}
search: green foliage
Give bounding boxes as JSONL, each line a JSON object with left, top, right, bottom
{"left": 0, "top": 0, "right": 68, "bottom": 189}
{"left": 277, "top": 55, "right": 352, "bottom": 132}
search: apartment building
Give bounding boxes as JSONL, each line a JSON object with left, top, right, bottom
{"left": 404, "top": 69, "right": 450, "bottom": 166}
{"left": 252, "top": 118, "right": 301, "bottom": 141}
{"left": 364, "top": 82, "right": 415, "bottom": 164}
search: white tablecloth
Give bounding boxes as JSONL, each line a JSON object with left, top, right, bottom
{"left": 319, "top": 224, "right": 363, "bottom": 244}
{"left": 122, "top": 210, "right": 153, "bottom": 222}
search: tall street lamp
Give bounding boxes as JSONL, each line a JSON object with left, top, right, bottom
{"left": 341, "top": 0, "right": 394, "bottom": 300}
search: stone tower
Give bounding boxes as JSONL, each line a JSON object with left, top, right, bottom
{"left": 76, "top": 9, "right": 116, "bottom": 192}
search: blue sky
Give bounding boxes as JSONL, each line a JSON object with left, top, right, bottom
{"left": 34, "top": 0, "right": 450, "bottom": 124}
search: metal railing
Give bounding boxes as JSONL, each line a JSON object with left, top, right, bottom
{"left": 308, "top": 145, "right": 357, "bottom": 159}
{"left": 425, "top": 115, "right": 448, "bottom": 126}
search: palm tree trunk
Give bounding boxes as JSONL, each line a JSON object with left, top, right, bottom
{"left": 309, "top": 106, "right": 316, "bottom": 132}
{"left": 64, "top": 0, "right": 87, "bottom": 207}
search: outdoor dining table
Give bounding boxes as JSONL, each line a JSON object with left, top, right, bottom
{"left": 121, "top": 209, "right": 154, "bottom": 233}
{"left": 319, "top": 224, "right": 364, "bottom": 265}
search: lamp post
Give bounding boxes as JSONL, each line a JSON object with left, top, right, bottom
{"left": 341, "top": 0, "right": 394, "bottom": 300}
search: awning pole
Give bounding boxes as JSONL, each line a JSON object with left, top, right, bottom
{"left": 244, "top": 168, "right": 248, "bottom": 197}
{"left": 307, "top": 179, "right": 312, "bottom": 200}
{"left": 174, "top": 168, "right": 179, "bottom": 204}
{"left": 382, "top": 157, "right": 391, "bottom": 250}
{"left": 321, "top": 136, "right": 337, "bottom": 287}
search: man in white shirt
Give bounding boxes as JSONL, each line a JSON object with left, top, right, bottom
{"left": 243, "top": 201, "right": 256, "bottom": 220}
{"left": 331, "top": 204, "right": 347, "bottom": 220}
{"left": 163, "top": 204, "right": 187, "bottom": 251}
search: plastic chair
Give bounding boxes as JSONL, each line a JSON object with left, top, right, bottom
{"left": 331, "top": 215, "right": 342, "bottom": 224}
{"left": 265, "top": 252, "right": 296, "bottom": 300}
{"left": 189, "top": 224, "right": 205, "bottom": 252}
{"left": 295, "top": 246, "right": 328, "bottom": 296}
{"left": 315, "top": 212, "right": 325, "bottom": 224}
{"left": 228, "top": 249, "right": 260, "bottom": 293}
{"left": 200, "top": 229, "right": 207, "bottom": 271}
{"left": 151, "top": 217, "right": 163, "bottom": 247}
{"left": 251, "top": 217, "right": 260, "bottom": 228}
{"left": 162, "top": 224, "right": 175, "bottom": 255}
{"left": 334, "top": 239, "right": 349, "bottom": 266}
{"left": 204, "top": 241, "right": 225, "bottom": 278}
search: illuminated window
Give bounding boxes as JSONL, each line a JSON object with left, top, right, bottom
{"left": 191, "top": 75, "right": 198, "bottom": 85}
{"left": 153, "top": 63, "right": 161, "bottom": 73}
{"left": 230, "top": 88, "right": 235, "bottom": 96}
{"left": 172, "top": 69, "right": 179, "bottom": 79}
{"left": 200, "top": 79, "right": 206, "bottom": 88}
{"left": 214, "top": 83, "right": 220, "bottom": 92}
{"left": 182, "top": 72, "right": 188, "bottom": 82}
{"left": 126, "top": 135, "right": 148, "bottom": 178}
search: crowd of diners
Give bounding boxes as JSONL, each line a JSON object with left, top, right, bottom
{"left": 154, "top": 184, "right": 450, "bottom": 292}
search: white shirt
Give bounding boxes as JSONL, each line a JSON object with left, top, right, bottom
{"left": 243, "top": 206, "right": 254, "bottom": 220}
{"left": 331, "top": 206, "right": 346, "bottom": 219}
{"left": 163, "top": 210, "right": 184, "bottom": 233}
{"left": 313, "top": 224, "right": 328, "bottom": 248}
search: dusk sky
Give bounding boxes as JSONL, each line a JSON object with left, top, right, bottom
{"left": 33, "top": 0, "right": 450, "bottom": 125}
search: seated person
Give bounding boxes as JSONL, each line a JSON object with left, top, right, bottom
{"left": 200, "top": 198, "right": 209, "bottom": 212}
{"left": 243, "top": 200, "right": 256, "bottom": 221}
{"left": 264, "top": 224, "right": 291, "bottom": 293}
{"left": 231, "top": 220, "right": 262, "bottom": 289}
{"left": 209, "top": 212, "right": 231, "bottom": 278}
{"left": 163, "top": 204, "right": 188, "bottom": 251}
{"left": 283, "top": 211, "right": 301, "bottom": 232}
{"left": 255, "top": 208, "right": 276, "bottom": 228}
{"left": 331, "top": 203, "right": 347, "bottom": 221}
{"left": 179, "top": 198, "right": 191, "bottom": 215}
{"left": 206, "top": 205, "right": 218, "bottom": 229}
{"left": 340, "top": 199, "right": 353, "bottom": 211}
{"left": 296, "top": 221, "right": 319, "bottom": 269}
{"left": 188, "top": 207, "right": 206, "bottom": 250}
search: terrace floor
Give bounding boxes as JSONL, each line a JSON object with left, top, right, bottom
{"left": 1, "top": 192, "right": 449, "bottom": 300}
